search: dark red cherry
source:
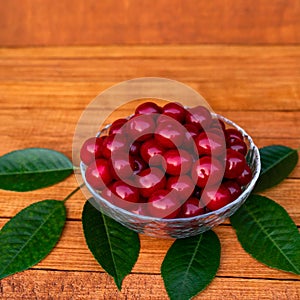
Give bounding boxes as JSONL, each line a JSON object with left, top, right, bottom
{"left": 102, "top": 183, "right": 136, "bottom": 210}
{"left": 85, "top": 158, "right": 113, "bottom": 190}
{"left": 193, "top": 156, "right": 224, "bottom": 188}
{"left": 131, "top": 156, "right": 148, "bottom": 175}
{"left": 129, "top": 141, "right": 142, "bottom": 156}
{"left": 236, "top": 164, "right": 252, "bottom": 186}
{"left": 127, "top": 114, "right": 156, "bottom": 141}
{"left": 227, "top": 139, "right": 248, "bottom": 156}
{"left": 210, "top": 119, "right": 226, "bottom": 131}
{"left": 109, "top": 118, "right": 128, "bottom": 135}
{"left": 80, "top": 136, "right": 105, "bottom": 165}
{"left": 193, "top": 186, "right": 202, "bottom": 198}
{"left": 184, "top": 123, "right": 199, "bottom": 139}
{"left": 101, "top": 134, "right": 127, "bottom": 159}
{"left": 156, "top": 114, "right": 172, "bottom": 124}
{"left": 223, "top": 180, "right": 242, "bottom": 201}
{"left": 225, "top": 128, "right": 243, "bottom": 144}
{"left": 136, "top": 167, "right": 166, "bottom": 198}
{"left": 185, "top": 105, "right": 212, "bottom": 130}
{"left": 109, "top": 152, "right": 134, "bottom": 180}
{"left": 194, "top": 131, "right": 226, "bottom": 157}
{"left": 155, "top": 120, "right": 185, "bottom": 148}
{"left": 166, "top": 175, "right": 195, "bottom": 200}
{"left": 201, "top": 184, "right": 232, "bottom": 211}
{"left": 179, "top": 197, "right": 205, "bottom": 218}
{"left": 140, "top": 138, "right": 165, "bottom": 166}
{"left": 148, "top": 189, "right": 181, "bottom": 219}
{"left": 225, "top": 149, "right": 246, "bottom": 179}
{"left": 135, "top": 101, "right": 162, "bottom": 115}
{"left": 162, "top": 102, "right": 187, "bottom": 123}
{"left": 180, "top": 123, "right": 199, "bottom": 152}
{"left": 163, "top": 149, "right": 193, "bottom": 176}
{"left": 108, "top": 180, "right": 139, "bottom": 203}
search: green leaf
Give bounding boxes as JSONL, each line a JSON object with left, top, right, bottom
{"left": 253, "top": 145, "right": 298, "bottom": 193}
{"left": 230, "top": 195, "right": 300, "bottom": 275}
{"left": 161, "top": 231, "right": 220, "bottom": 300}
{"left": 0, "top": 148, "right": 73, "bottom": 191}
{"left": 82, "top": 200, "right": 140, "bottom": 290}
{"left": 0, "top": 200, "right": 66, "bottom": 279}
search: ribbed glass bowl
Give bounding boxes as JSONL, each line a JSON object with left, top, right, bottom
{"left": 80, "top": 114, "right": 261, "bottom": 239}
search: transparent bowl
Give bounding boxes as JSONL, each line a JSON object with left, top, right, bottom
{"left": 80, "top": 114, "right": 261, "bottom": 239}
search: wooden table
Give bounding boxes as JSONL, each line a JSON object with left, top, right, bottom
{"left": 0, "top": 45, "right": 299, "bottom": 299}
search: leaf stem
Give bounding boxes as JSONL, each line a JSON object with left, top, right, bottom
{"left": 63, "top": 183, "right": 85, "bottom": 203}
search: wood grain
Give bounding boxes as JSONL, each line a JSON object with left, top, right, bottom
{"left": 1, "top": 0, "right": 300, "bottom": 46}
{"left": 0, "top": 270, "right": 299, "bottom": 300}
{"left": 1, "top": 46, "right": 299, "bottom": 114}
{"left": 0, "top": 45, "right": 299, "bottom": 299}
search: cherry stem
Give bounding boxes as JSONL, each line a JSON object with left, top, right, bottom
{"left": 63, "top": 183, "right": 85, "bottom": 203}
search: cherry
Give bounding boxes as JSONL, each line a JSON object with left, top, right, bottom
{"left": 101, "top": 134, "right": 127, "bottom": 159}
{"left": 225, "top": 149, "right": 246, "bottom": 179}
{"left": 227, "top": 139, "right": 247, "bottom": 156}
{"left": 136, "top": 167, "right": 166, "bottom": 198}
{"left": 236, "top": 164, "right": 252, "bottom": 186}
{"left": 127, "top": 114, "right": 156, "bottom": 142}
{"left": 80, "top": 136, "right": 105, "bottom": 165}
{"left": 85, "top": 158, "right": 113, "bottom": 190}
{"left": 184, "top": 123, "right": 199, "bottom": 140}
{"left": 223, "top": 180, "right": 242, "bottom": 201}
{"left": 166, "top": 175, "right": 195, "bottom": 200}
{"left": 179, "top": 197, "right": 205, "bottom": 218}
{"left": 129, "top": 141, "right": 142, "bottom": 156}
{"left": 225, "top": 128, "right": 243, "bottom": 144}
{"left": 185, "top": 105, "right": 212, "bottom": 130}
{"left": 193, "top": 156, "right": 224, "bottom": 188}
{"left": 135, "top": 101, "right": 162, "bottom": 115}
{"left": 131, "top": 156, "right": 148, "bottom": 175}
{"left": 148, "top": 189, "right": 181, "bottom": 219}
{"left": 109, "top": 152, "right": 133, "bottom": 180}
{"left": 155, "top": 119, "right": 185, "bottom": 148}
{"left": 163, "top": 149, "right": 193, "bottom": 176}
{"left": 210, "top": 118, "right": 226, "bottom": 131}
{"left": 107, "top": 180, "right": 139, "bottom": 203}
{"left": 140, "top": 138, "right": 165, "bottom": 166}
{"left": 156, "top": 114, "right": 172, "bottom": 124}
{"left": 193, "top": 186, "right": 202, "bottom": 198}
{"left": 81, "top": 101, "right": 253, "bottom": 219}
{"left": 109, "top": 118, "right": 128, "bottom": 135}
{"left": 194, "top": 131, "right": 226, "bottom": 157}
{"left": 201, "top": 184, "right": 232, "bottom": 211}
{"left": 162, "top": 102, "right": 187, "bottom": 123}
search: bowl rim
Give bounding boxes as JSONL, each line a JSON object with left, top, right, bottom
{"left": 80, "top": 113, "right": 261, "bottom": 223}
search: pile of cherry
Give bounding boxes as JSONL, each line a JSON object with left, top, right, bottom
{"left": 80, "top": 101, "right": 252, "bottom": 219}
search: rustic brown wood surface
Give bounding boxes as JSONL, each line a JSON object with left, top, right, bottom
{"left": 1, "top": 0, "right": 300, "bottom": 46}
{"left": 0, "top": 45, "right": 299, "bottom": 299}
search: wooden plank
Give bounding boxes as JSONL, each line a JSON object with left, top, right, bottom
{"left": 1, "top": 46, "right": 299, "bottom": 112}
{"left": 1, "top": 0, "right": 300, "bottom": 46}
{"left": 0, "top": 270, "right": 299, "bottom": 299}
{"left": 1, "top": 79, "right": 300, "bottom": 111}
{"left": 1, "top": 45, "right": 300, "bottom": 59}
{"left": 1, "top": 219, "right": 299, "bottom": 280}
{"left": 1, "top": 56, "right": 299, "bottom": 84}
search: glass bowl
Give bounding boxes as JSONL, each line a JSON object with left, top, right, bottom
{"left": 80, "top": 114, "right": 261, "bottom": 239}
